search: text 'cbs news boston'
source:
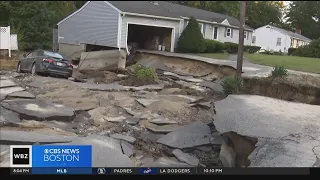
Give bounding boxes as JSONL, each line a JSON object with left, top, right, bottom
{"left": 10, "top": 145, "right": 92, "bottom": 174}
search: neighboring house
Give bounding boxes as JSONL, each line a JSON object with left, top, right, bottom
{"left": 57, "top": 1, "right": 253, "bottom": 58}
{"left": 252, "top": 25, "right": 312, "bottom": 53}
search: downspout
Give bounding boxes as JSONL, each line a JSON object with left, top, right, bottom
{"left": 118, "top": 13, "right": 122, "bottom": 51}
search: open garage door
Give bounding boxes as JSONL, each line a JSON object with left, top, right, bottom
{"left": 126, "top": 23, "right": 175, "bottom": 52}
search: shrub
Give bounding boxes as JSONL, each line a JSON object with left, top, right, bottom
{"left": 244, "top": 45, "right": 261, "bottom": 53}
{"left": 270, "top": 65, "right": 288, "bottom": 77}
{"left": 221, "top": 76, "right": 243, "bottom": 95}
{"left": 288, "top": 48, "right": 297, "bottom": 55}
{"left": 133, "top": 65, "right": 157, "bottom": 80}
{"left": 177, "top": 16, "right": 206, "bottom": 53}
{"left": 224, "top": 42, "right": 238, "bottom": 53}
{"left": 204, "top": 39, "right": 225, "bottom": 53}
{"left": 292, "top": 39, "right": 320, "bottom": 58}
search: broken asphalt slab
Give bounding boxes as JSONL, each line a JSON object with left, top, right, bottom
{"left": 142, "top": 157, "right": 191, "bottom": 167}
{"left": 0, "top": 79, "right": 17, "bottom": 88}
{"left": 121, "top": 140, "right": 134, "bottom": 157}
{"left": 163, "top": 72, "right": 203, "bottom": 83}
{"left": 172, "top": 149, "right": 200, "bottom": 166}
{"left": 0, "top": 106, "right": 21, "bottom": 124}
{"left": 143, "top": 121, "right": 181, "bottom": 134}
{"left": 110, "top": 133, "right": 136, "bottom": 144}
{"left": 124, "top": 84, "right": 165, "bottom": 91}
{"left": 26, "top": 81, "right": 43, "bottom": 88}
{"left": 149, "top": 116, "right": 177, "bottom": 125}
{"left": 1, "top": 99, "right": 75, "bottom": 121}
{"left": 74, "top": 82, "right": 125, "bottom": 91}
{"left": 0, "top": 129, "right": 75, "bottom": 145}
{"left": 136, "top": 98, "right": 159, "bottom": 107}
{"left": 197, "top": 80, "right": 223, "bottom": 92}
{"left": 0, "top": 87, "right": 25, "bottom": 101}
{"left": 214, "top": 95, "right": 320, "bottom": 167}
{"left": 54, "top": 137, "right": 134, "bottom": 167}
{"left": 158, "top": 94, "right": 203, "bottom": 104}
{"left": 157, "top": 122, "right": 213, "bottom": 149}
{"left": 7, "top": 91, "right": 35, "bottom": 99}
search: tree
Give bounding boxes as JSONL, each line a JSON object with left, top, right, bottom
{"left": 285, "top": 1, "right": 320, "bottom": 39}
{"left": 177, "top": 1, "right": 284, "bottom": 29}
{"left": 245, "top": 1, "right": 283, "bottom": 29}
{"left": 177, "top": 16, "right": 206, "bottom": 53}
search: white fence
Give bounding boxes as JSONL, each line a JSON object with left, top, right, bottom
{"left": 0, "top": 26, "right": 18, "bottom": 57}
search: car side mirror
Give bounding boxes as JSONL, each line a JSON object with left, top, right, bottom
{"left": 23, "top": 54, "right": 27, "bottom": 58}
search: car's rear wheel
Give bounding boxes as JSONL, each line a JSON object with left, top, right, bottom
{"left": 31, "top": 63, "right": 37, "bottom": 76}
{"left": 17, "top": 63, "right": 23, "bottom": 73}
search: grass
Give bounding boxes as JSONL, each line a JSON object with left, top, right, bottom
{"left": 193, "top": 52, "right": 229, "bottom": 59}
{"left": 245, "top": 53, "right": 320, "bottom": 74}
{"left": 0, "top": 59, "right": 18, "bottom": 71}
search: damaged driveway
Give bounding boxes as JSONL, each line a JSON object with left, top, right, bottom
{"left": 0, "top": 70, "right": 222, "bottom": 167}
{"left": 214, "top": 95, "right": 320, "bottom": 167}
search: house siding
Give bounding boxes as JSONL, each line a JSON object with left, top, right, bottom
{"left": 204, "top": 23, "right": 213, "bottom": 39}
{"left": 120, "top": 15, "right": 180, "bottom": 48}
{"left": 58, "top": 1, "right": 119, "bottom": 47}
{"left": 253, "top": 26, "right": 289, "bottom": 52}
{"left": 218, "top": 26, "right": 252, "bottom": 45}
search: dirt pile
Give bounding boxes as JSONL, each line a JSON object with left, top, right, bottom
{"left": 118, "top": 76, "right": 159, "bottom": 87}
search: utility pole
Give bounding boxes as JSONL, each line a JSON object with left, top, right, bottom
{"left": 236, "top": 1, "right": 246, "bottom": 77}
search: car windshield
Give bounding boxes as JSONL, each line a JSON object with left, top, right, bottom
{"left": 44, "top": 51, "right": 64, "bottom": 59}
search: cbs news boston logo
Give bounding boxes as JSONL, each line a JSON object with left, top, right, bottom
{"left": 10, "top": 145, "right": 92, "bottom": 168}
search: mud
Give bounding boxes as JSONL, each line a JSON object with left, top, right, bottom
{"left": 135, "top": 53, "right": 236, "bottom": 78}
{"left": 243, "top": 75, "right": 320, "bottom": 105}
{"left": 118, "top": 76, "right": 159, "bottom": 87}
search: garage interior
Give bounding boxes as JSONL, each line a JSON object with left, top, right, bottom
{"left": 127, "top": 24, "right": 173, "bottom": 52}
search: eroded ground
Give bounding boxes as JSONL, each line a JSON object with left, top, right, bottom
{"left": 0, "top": 60, "right": 225, "bottom": 167}
{"left": 1, "top": 53, "right": 320, "bottom": 168}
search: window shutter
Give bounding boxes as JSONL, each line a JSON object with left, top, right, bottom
{"left": 247, "top": 32, "right": 249, "bottom": 40}
{"left": 231, "top": 29, "right": 233, "bottom": 38}
{"left": 224, "top": 27, "right": 227, "bottom": 37}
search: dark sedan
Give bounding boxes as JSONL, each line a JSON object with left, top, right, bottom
{"left": 17, "top": 50, "right": 73, "bottom": 78}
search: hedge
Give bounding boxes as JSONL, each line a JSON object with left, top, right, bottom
{"left": 204, "top": 39, "right": 225, "bottom": 53}
{"left": 288, "top": 48, "right": 297, "bottom": 55}
{"left": 244, "top": 45, "right": 261, "bottom": 53}
{"left": 224, "top": 42, "right": 238, "bottom": 53}
{"left": 292, "top": 39, "right": 320, "bottom": 58}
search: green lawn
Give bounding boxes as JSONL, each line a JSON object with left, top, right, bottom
{"left": 193, "top": 53, "right": 229, "bottom": 59}
{"left": 245, "top": 53, "right": 320, "bottom": 74}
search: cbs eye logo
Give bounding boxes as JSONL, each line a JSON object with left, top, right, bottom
{"left": 10, "top": 145, "right": 32, "bottom": 167}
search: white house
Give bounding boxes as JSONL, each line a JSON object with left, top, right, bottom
{"left": 57, "top": 1, "right": 254, "bottom": 59}
{"left": 252, "top": 25, "right": 312, "bottom": 53}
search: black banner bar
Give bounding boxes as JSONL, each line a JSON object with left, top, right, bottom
{"left": 198, "top": 167, "right": 310, "bottom": 175}
{"left": 0, "top": 167, "right": 317, "bottom": 175}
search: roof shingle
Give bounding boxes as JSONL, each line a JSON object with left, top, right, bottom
{"left": 108, "top": 1, "right": 253, "bottom": 30}
{"left": 266, "top": 25, "right": 311, "bottom": 42}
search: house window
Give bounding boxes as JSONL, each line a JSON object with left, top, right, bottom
{"left": 244, "top": 31, "right": 247, "bottom": 39}
{"left": 276, "top": 38, "right": 281, "bottom": 46}
{"left": 226, "top": 28, "right": 231, "bottom": 37}
{"left": 252, "top": 36, "right": 256, "bottom": 44}
{"left": 213, "top": 27, "right": 218, "bottom": 40}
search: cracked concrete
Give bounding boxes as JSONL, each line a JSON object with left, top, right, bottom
{"left": 214, "top": 95, "right": 320, "bottom": 167}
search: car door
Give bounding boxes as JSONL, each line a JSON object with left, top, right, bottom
{"left": 20, "top": 52, "right": 34, "bottom": 71}
{"left": 26, "top": 50, "right": 42, "bottom": 71}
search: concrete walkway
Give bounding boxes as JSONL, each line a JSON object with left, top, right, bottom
{"left": 138, "top": 50, "right": 320, "bottom": 78}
